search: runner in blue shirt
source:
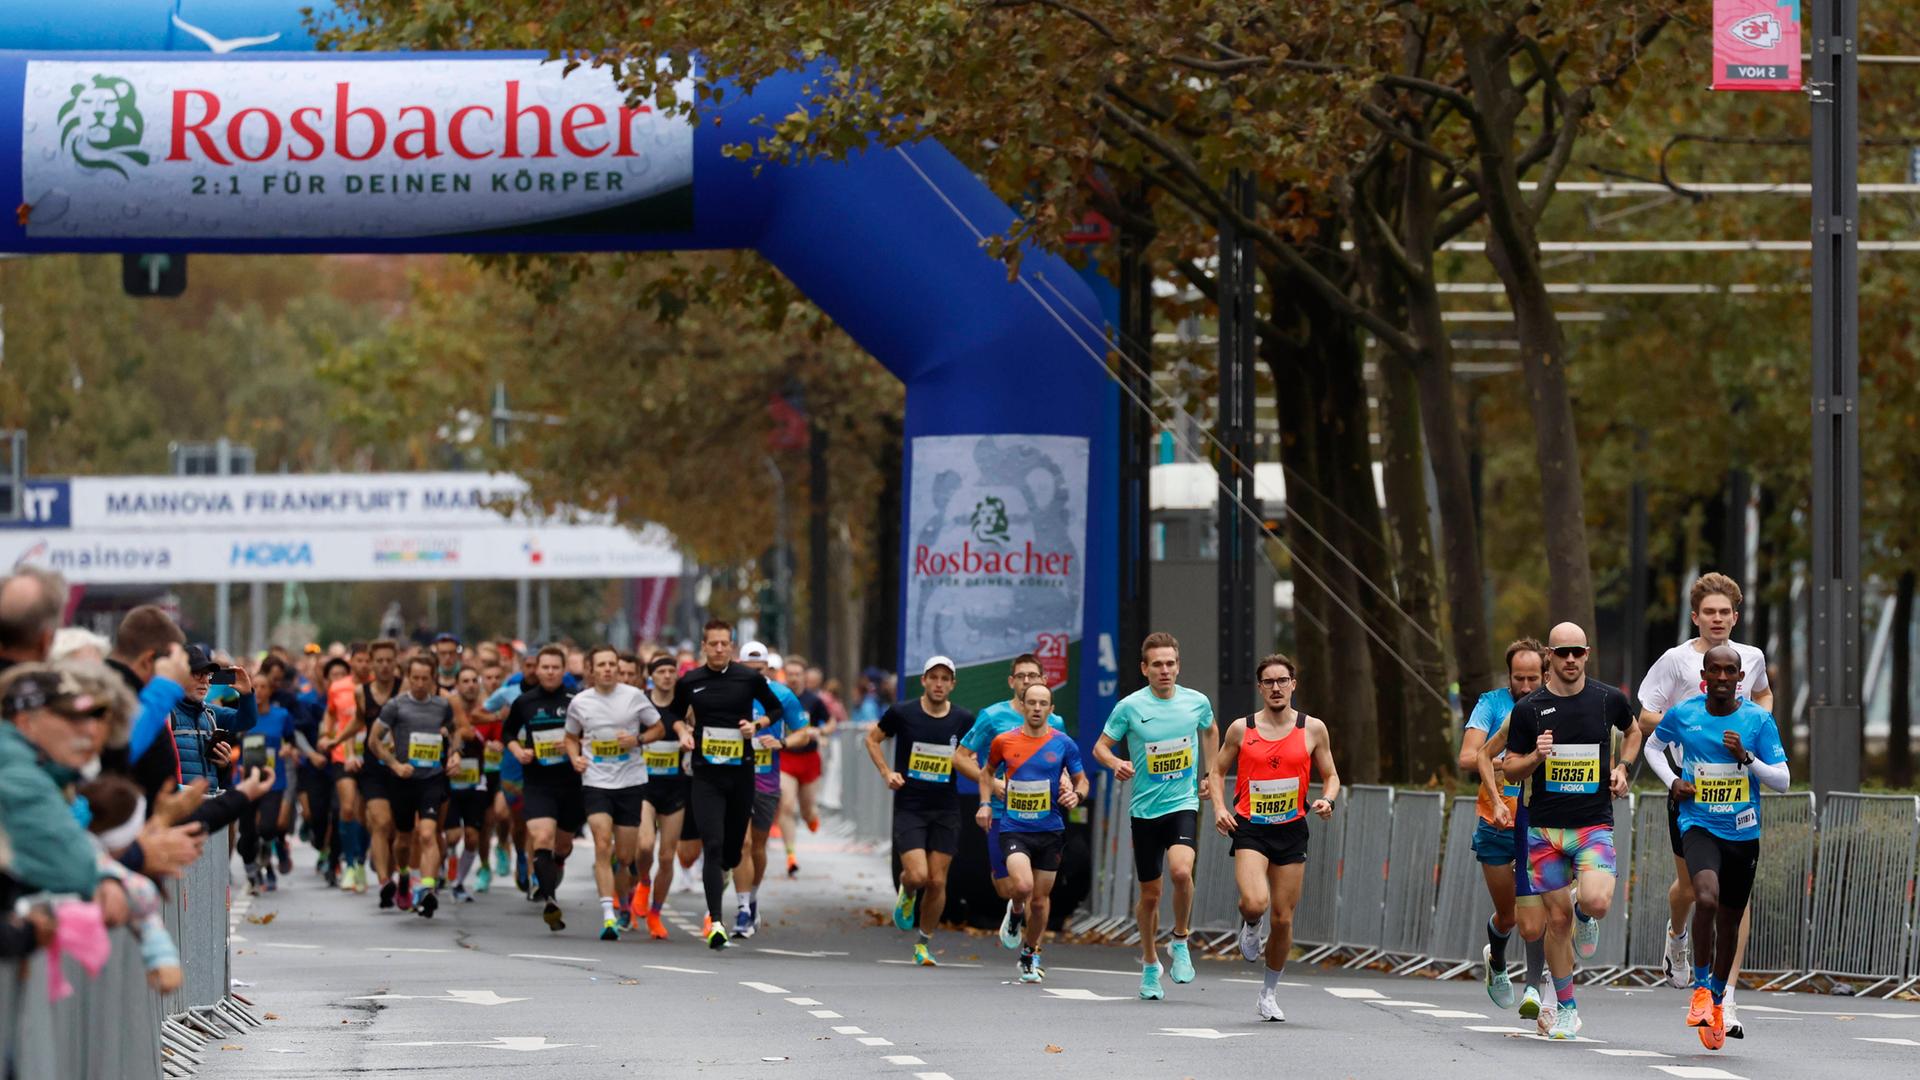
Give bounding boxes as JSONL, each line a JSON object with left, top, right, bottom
{"left": 238, "top": 664, "right": 297, "bottom": 896}
{"left": 953, "top": 652, "right": 1062, "bottom": 949}
{"left": 1462, "top": 639, "right": 1550, "bottom": 1015}
{"left": 980, "top": 682, "right": 1086, "bottom": 984}
{"left": 1645, "top": 645, "right": 1788, "bottom": 1050}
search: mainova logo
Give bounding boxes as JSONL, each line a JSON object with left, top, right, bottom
{"left": 969, "top": 496, "right": 1011, "bottom": 545}
{"left": 58, "top": 75, "right": 152, "bottom": 179}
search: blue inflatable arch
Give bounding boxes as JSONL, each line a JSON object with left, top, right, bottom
{"left": 0, "top": 1, "right": 1120, "bottom": 742}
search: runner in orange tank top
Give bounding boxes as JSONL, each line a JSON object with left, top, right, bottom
{"left": 1207, "top": 652, "right": 1340, "bottom": 1024}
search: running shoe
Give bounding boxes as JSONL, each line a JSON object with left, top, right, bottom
{"left": 617, "top": 906, "right": 634, "bottom": 933}
{"left": 1518, "top": 983, "right": 1543, "bottom": 1020}
{"left": 702, "top": 913, "right": 713, "bottom": 937}
{"left": 749, "top": 898, "right": 760, "bottom": 929}
{"left": 277, "top": 842, "right": 293, "bottom": 875}
{"left": 1257, "top": 987, "right": 1286, "bottom": 1022}
{"left": 892, "top": 886, "right": 917, "bottom": 931}
{"left": 1168, "top": 940, "right": 1195, "bottom": 984}
{"left": 913, "top": 942, "right": 938, "bottom": 967}
{"left": 1018, "top": 951, "right": 1041, "bottom": 984}
{"left": 1534, "top": 999, "right": 1556, "bottom": 1037}
{"left": 475, "top": 866, "right": 493, "bottom": 894}
{"left": 451, "top": 884, "right": 473, "bottom": 904}
{"left": 732, "top": 906, "right": 754, "bottom": 938}
{"left": 1547, "top": 1006, "right": 1582, "bottom": 1041}
{"left": 263, "top": 868, "right": 278, "bottom": 893}
{"left": 339, "top": 864, "right": 357, "bottom": 892}
{"left": 352, "top": 864, "right": 368, "bottom": 894}
{"left": 315, "top": 850, "right": 329, "bottom": 874}
{"left": 786, "top": 853, "right": 799, "bottom": 878}
{"left": 1483, "top": 945, "right": 1516, "bottom": 1008}
{"left": 1700, "top": 1003, "right": 1726, "bottom": 1050}
{"left": 414, "top": 888, "right": 438, "bottom": 919}
{"left": 515, "top": 852, "right": 530, "bottom": 891}
{"left": 1238, "top": 919, "right": 1262, "bottom": 962}
{"left": 1572, "top": 911, "right": 1600, "bottom": 960}
{"left": 1138, "top": 963, "right": 1165, "bottom": 1000}
{"left": 646, "top": 911, "right": 669, "bottom": 940}
{"left": 495, "top": 847, "right": 512, "bottom": 877}
{"left": 806, "top": 815, "right": 820, "bottom": 833}
{"left": 379, "top": 879, "right": 397, "bottom": 910}
{"left": 396, "top": 875, "right": 414, "bottom": 911}
{"left": 998, "top": 902, "right": 1023, "bottom": 950}
{"left": 1686, "top": 987, "right": 1713, "bottom": 1029}
{"left": 629, "top": 883, "right": 652, "bottom": 919}
{"left": 601, "top": 919, "right": 620, "bottom": 942}
{"left": 1724, "top": 1000, "right": 1743, "bottom": 1039}
{"left": 543, "top": 901, "right": 566, "bottom": 932}
{"left": 706, "top": 924, "right": 729, "bottom": 950}
{"left": 1662, "top": 923, "right": 1692, "bottom": 989}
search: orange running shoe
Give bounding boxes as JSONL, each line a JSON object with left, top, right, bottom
{"left": 646, "top": 910, "right": 669, "bottom": 940}
{"left": 702, "top": 913, "right": 713, "bottom": 937}
{"left": 770, "top": 824, "right": 783, "bottom": 840}
{"left": 806, "top": 816, "right": 820, "bottom": 833}
{"left": 629, "top": 882, "right": 652, "bottom": 916}
{"left": 1686, "top": 987, "right": 1713, "bottom": 1028}
{"left": 1699, "top": 1003, "right": 1726, "bottom": 1050}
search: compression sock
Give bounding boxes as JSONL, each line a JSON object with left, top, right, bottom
{"left": 1694, "top": 964, "right": 1712, "bottom": 989}
{"left": 533, "top": 849, "right": 557, "bottom": 901}
{"left": 1573, "top": 901, "right": 1594, "bottom": 924}
{"left": 1523, "top": 936, "right": 1547, "bottom": 987}
{"left": 554, "top": 852, "right": 569, "bottom": 888}
{"left": 1554, "top": 973, "right": 1575, "bottom": 1009}
{"left": 1263, "top": 965, "right": 1285, "bottom": 991}
{"left": 1487, "top": 915, "right": 1512, "bottom": 967}
{"left": 1708, "top": 974, "right": 1727, "bottom": 1004}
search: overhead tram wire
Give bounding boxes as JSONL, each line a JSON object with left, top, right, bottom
{"left": 891, "top": 145, "right": 1456, "bottom": 714}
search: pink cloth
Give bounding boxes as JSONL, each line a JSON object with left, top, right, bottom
{"left": 44, "top": 901, "right": 110, "bottom": 1002}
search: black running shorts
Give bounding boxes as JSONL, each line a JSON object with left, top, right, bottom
{"left": 1681, "top": 827, "right": 1760, "bottom": 913}
{"left": 584, "top": 785, "right": 646, "bottom": 828}
{"left": 1130, "top": 808, "right": 1200, "bottom": 883}
{"left": 892, "top": 805, "right": 961, "bottom": 857}
{"left": 1228, "top": 816, "right": 1309, "bottom": 866}
{"left": 522, "top": 781, "right": 587, "bottom": 835}
{"left": 1000, "top": 829, "right": 1066, "bottom": 873}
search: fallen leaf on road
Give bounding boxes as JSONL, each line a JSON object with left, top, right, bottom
{"left": 619, "top": 979, "right": 639, "bottom": 986}
{"left": 264, "top": 1013, "right": 280, "bottom": 1021}
{"left": 1045, "top": 1045, "right": 1063, "bottom": 1054}
{"left": 220, "top": 1045, "right": 242, "bottom": 1051}
{"left": 245, "top": 913, "right": 276, "bottom": 925}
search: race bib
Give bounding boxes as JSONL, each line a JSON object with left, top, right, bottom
{"left": 1544, "top": 742, "right": 1601, "bottom": 795}
{"left": 1500, "top": 781, "right": 1523, "bottom": 799}
{"left": 483, "top": 743, "right": 504, "bottom": 773}
{"left": 407, "top": 732, "right": 444, "bottom": 768}
{"left": 907, "top": 741, "right": 955, "bottom": 783}
{"left": 754, "top": 743, "right": 775, "bottom": 772}
{"left": 702, "top": 726, "right": 745, "bottom": 765}
{"left": 242, "top": 733, "right": 275, "bottom": 773}
{"left": 1006, "top": 778, "right": 1053, "bottom": 821}
{"left": 590, "top": 734, "right": 630, "bottom": 765}
{"left": 1144, "top": 735, "right": 1194, "bottom": 781}
{"left": 1694, "top": 761, "right": 1751, "bottom": 809}
{"left": 351, "top": 732, "right": 367, "bottom": 757}
{"left": 532, "top": 728, "right": 566, "bottom": 766}
{"left": 644, "top": 740, "right": 682, "bottom": 777}
{"left": 1248, "top": 777, "right": 1301, "bottom": 825}
{"left": 1734, "top": 807, "right": 1758, "bottom": 831}
{"left": 449, "top": 756, "right": 481, "bottom": 790}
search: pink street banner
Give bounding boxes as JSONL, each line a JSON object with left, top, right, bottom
{"left": 1712, "top": 0, "right": 1802, "bottom": 92}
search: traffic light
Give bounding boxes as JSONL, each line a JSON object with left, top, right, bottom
{"left": 122, "top": 253, "right": 187, "bottom": 298}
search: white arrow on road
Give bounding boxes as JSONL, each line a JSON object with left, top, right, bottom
{"left": 1039, "top": 988, "right": 1129, "bottom": 1001}
{"left": 350, "top": 989, "right": 527, "bottom": 1006}
{"left": 383, "top": 1037, "right": 581, "bottom": 1053}
{"left": 1156, "top": 1028, "right": 1253, "bottom": 1040}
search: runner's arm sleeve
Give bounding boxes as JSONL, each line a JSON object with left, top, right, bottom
{"left": 1750, "top": 755, "right": 1790, "bottom": 792}
{"left": 1643, "top": 730, "right": 1679, "bottom": 789}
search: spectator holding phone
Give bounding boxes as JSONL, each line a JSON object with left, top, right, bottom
{"left": 171, "top": 645, "right": 256, "bottom": 791}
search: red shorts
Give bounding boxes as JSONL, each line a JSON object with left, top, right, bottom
{"left": 779, "top": 751, "right": 822, "bottom": 784}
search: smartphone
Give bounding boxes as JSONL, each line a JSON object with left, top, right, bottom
{"left": 210, "top": 669, "right": 237, "bottom": 685}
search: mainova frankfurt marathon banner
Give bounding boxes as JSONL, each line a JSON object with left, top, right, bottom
{"left": 0, "top": 3, "right": 1121, "bottom": 755}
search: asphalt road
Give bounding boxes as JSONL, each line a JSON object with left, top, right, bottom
{"left": 201, "top": 823, "right": 1920, "bottom": 1079}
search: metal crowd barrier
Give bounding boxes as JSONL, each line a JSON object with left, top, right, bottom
{"left": 1379, "top": 790, "right": 1443, "bottom": 969}
{"left": 1747, "top": 792, "right": 1818, "bottom": 977}
{"left": 1789, "top": 792, "right": 1920, "bottom": 995}
{"left": 1411, "top": 796, "right": 1484, "bottom": 978}
{"left": 1330, "top": 786, "right": 1393, "bottom": 966}
{"left": 1292, "top": 800, "right": 1347, "bottom": 962}
{"left": 833, "top": 734, "right": 892, "bottom": 847}
{"left": 1623, "top": 794, "right": 1674, "bottom": 980}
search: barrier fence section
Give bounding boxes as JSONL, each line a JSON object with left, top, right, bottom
{"left": 1748, "top": 792, "right": 1817, "bottom": 977}
{"left": 1795, "top": 793, "right": 1920, "bottom": 994}
{"left": 1379, "top": 790, "right": 1443, "bottom": 969}
{"left": 1331, "top": 786, "right": 1393, "bottom": 966}
{"left": 1624, "top": 794, "right": 1674, "bottom": 979}
{"left": 1, "top": 826, "right": 254, "bottom": 1080}
{"left": 1415, "top": 796, "right": 1485, "bottom": 978}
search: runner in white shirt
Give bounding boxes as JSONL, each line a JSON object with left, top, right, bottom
{"left": 1634, "top": 572, "right": 1774, "bottom": 1038}
{"left": 565, "top": 644, "right": 666, "bottom": 941}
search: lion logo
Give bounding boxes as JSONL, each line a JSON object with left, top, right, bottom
{"left": 57, "top": 75, "right": 150, "bottom": 179}
{"left": 969, "top": 495, "right": 1011, "bottom": 546}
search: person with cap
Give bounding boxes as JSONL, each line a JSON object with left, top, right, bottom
{"left": 735, "top": 640, "right": 809, "bottom": 938}
{"left": 866, "top": 655, "right": 976, "bottom": 966}
{"left": 0, "top": 665, "right": 113, "bottom": 899}
{"left": 171, "top": 645, "right": 258, "bottom": 790}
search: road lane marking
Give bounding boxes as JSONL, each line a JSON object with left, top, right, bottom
{"left": 1222, "top": 978, "right": 1307, "bottom": 987}
{"left": 879, "top": 959, "right": 982, "bottom": 968}
{"left": 509, "top": 954, "right": 599, "bottom": 963}
{"left": 261, "top": 943, "right": 322, "bottom": 950}
{"left": 1593, "top": 1049, "right": 1671, "bottom": 1057}
{"left": 1740, "top": 1004, "right": 1920, "bottom": 1020}
{"left": 758, "top": 948, "right": 850, "bottom": 958}
{"left": 1463, "top": 1025, "right": 1603, "bottom": 1043}
{"left": 857, "top": 1037, "right": 895, "bottom": 1046}
{"left": 832, "top": 1026, "right": 868, "bottom": 1035}
{"left": 786, "top": 997, "right": 824, "bottom": 1006}
{"left": 1413, "top": 1009, "right": 1488, "bottom": 1019}
{"left": 1859, "top": 1037, "right": 1920, "bottom": 1046}
{"left": 1324, "top": 987, "right": 1387, "bottom": 999}
{"left": 741, "top": 981, "right": 790, "bottom": 994}
{"left": 883, "top": 1056, "right": 927, "bottom": 1065}
{"left": 1048, "top": 966, "right": 1142, "bottom": 977}
{"left": 1368, "top": 1000, "right": 1439, "bottom": 1007}
{"left": 809, "top": 1010, "right": 843, "bottom": 1018}
{"left": 1039, "top": 988, "right": 1128, "bottom": 1001}
{"left": 642, "top": 965, "right": 714, "bottom": 975}
{"left": 1157, "top": 1028, "right": 1252, "bottom": 1040}
{"left": 1648, "top": 1068, "right": 1746, "bottom": 1080}
{"left": 914, "top": 1074, "right": 956, "bottom": 1080}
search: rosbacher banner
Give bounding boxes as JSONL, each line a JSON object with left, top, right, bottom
{"left": 904, "top": 434, "right": 1088, "bottom": 726}
{"left": 20, "top": 58, "right": 694, "bottom": 239}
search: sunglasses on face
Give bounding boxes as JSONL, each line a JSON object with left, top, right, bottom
{"left": 1549, "top": 646, "right": 1590, "bottom": 658}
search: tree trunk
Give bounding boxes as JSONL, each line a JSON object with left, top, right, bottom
{"left": 1890, "top": 570, "right": 1915, "bottom": 787}
{"left": 1463, "top": 35, "right": 1597, "bottom": 633}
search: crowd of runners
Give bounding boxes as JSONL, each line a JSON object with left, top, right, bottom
{"left": 230, "top": 570, "right": 1783, "bottom": 1052}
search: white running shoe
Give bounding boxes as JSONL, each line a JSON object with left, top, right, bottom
{"left": 1517, "top": 983, "right": 1543, "bottom": 1019}
{"left": 1238, "top": 919, "right": 1262, "bottom": 963}
{"left": 998, "top": 901, "right": 1023, "bottom": 950}
{"left": 1483, "top": 945, "right": 1516, "bottom": 1008}
{"left": 1723, "top": 999, "right": 1743, "bottom": 1039}
{"left": 1257, "top": 987, "right": 1286, "bottom": 1022}
{"left": 1534, "top": 998, "right": 1556, "bottom": 1037}
{"left": 1572, "top": 912, "right": 1601, "bottom": 960}
{"left": 1547, "top": 1005, "right": 1582, "bottom": 1040}
{"left": 1662, "top": 922, "right": 1692, "bottom": 989}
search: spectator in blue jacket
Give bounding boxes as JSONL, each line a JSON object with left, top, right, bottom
{"left": 172, "top": 646, "right": 256, "bottom": 790}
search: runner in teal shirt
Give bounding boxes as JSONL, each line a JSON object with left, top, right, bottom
{"left": 1092, "top": 633, "right": 1217, "bottom": 999}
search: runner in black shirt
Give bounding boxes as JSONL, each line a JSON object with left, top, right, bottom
{"left": 866, "top": 655, "right": 975, "bottom": 966}
{"left": 661, "top": 619, "right": 784, "bottom": 948}
{"left": 503, "top": 645, "right": 581, "bottom": 931}
{"left": 1480, "top": 622, "right": 1641, "bottom": 1042}
{"left": 358, "top": 640, "right": 407, "bottom": 909}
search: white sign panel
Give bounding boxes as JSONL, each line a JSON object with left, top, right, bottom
{"left": 20, "top": 59, "right": 694, "bottom": 239}
{"left": 56, "top": 472, "right": 574, "bottom": 532}
{"left": 4, "top": 523, "right": 678, "bottom": 585}
{"left": 904, "top": 435, "right": 1087, "bottom": 679}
